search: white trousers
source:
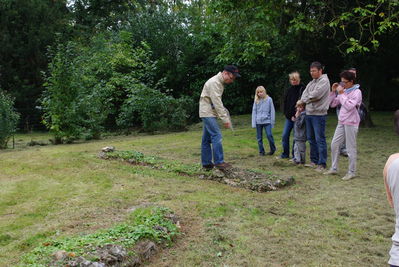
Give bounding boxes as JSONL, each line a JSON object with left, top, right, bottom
{"left": 330, "top": 124, "right": 358, "bottom": 174}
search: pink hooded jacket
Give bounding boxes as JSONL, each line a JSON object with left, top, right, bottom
{"left": 329, "top": 86, "right": 362, "bottom": 126}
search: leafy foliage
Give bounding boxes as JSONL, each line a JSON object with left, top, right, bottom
{"left": 2, "top": 0, "right": 399, "bottom": 138}
{"left": 0, "top": 90, "right": 19, "bottom": 148}
{"left": 117, "top": 85, "right": 192, "bottom": 132}
{"left": 20, "top": 206, "right": 179, "bottom": 266}
{"left": 0, "top": 0, "right": 70, "bottom": 130}
{"left": 41, "top": 30, "right": 190, "bottom": 142}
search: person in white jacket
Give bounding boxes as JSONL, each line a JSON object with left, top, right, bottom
{"left": 384, "top": 110, "right": 399, "bottom": 267}
{"left": 199, "top": 65, "right": 240, "bottom": 170}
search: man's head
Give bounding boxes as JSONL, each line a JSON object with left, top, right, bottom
{"left": 222, "top": 65, "right": 240, "bottom": 84}
{"left": 395, "top": 110, "right": 399, "bottom": 135}
{"left": 339, "top": 70, "right": 356, "bottom": 89}
{"left": 309, "top": 61, "right": 324, "bottom": 79}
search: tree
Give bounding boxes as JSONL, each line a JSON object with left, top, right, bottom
{"left": 0, "top": 89, "right": 19, "bottom": 149}
{"left": 0, "top": 0, "right": 70, "bottom": 131}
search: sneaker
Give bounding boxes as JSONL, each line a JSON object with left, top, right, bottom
{"left": 215, "top": 162, "right": 232, "bottom": 170}
{"left": 267, "top": 151, "right": 275, "bottom": 156}
{"left": 202, "top": 164, "right": 214, "bottom": 171}
{"left": 304, "top": 162, "right": 317, "bottom": 168}
{"left": 342, "top": 173, "right": 356, "bottom": 180}
{"left": 315, "top": 165, "right": 326, "bottom": 172}
{"left": 259, "top": 152, "right": 265, "bottom": 156}
{"left": 323, "top": 169, "right": 338, "bottom": 175}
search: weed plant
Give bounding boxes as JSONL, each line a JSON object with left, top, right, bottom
{"left": 20, "top": 207, "right": 178, "bottom": 266}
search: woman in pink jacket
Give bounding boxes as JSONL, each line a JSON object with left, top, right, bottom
{"left": 323, "top": 70, "right": 362, "bottom": 180}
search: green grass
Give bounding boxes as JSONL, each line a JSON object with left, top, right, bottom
{"left": 20, "top": 206, "right": 179, "bottom": 266}
{"left": 0, "top": 112, "right": 398, "bottom": 266}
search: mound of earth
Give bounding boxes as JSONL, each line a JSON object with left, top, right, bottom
{"left": 200, "top": 167, "right": 295, "bottom": 192}
{"left": 98, "top": 146, "right": 295, "bottom": 193}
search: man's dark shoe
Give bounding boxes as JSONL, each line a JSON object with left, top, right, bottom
{"left": 259, "top": 152, "right": 265, "bottom": 156}
{"left": 267, "top": 151, "right": 275, "bottom": 155}
{"left": 202, "top": 164, "right": 214, "bottom": 171}
{"left": 215, "top": 162, "right": 232, "bottom": 170}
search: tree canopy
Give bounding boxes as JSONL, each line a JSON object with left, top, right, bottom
{"left": 0, "top": 0, "right": 398, "bottom": 137}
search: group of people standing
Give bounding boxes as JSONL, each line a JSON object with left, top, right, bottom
{"left": 199, "top": 62, "right": 363, "bottom": 181}
{"left": 199, "top": 63, "right": 399, "bottom": 266}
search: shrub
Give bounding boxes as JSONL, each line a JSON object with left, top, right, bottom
{"left": 0, "top": 90, "right": 20, "bottom": 149}
{"left": 41, "top": 32, "right": 162, "bottom": 143}
{"left": 117, "top": 84, "right": 191, "bottom": 132}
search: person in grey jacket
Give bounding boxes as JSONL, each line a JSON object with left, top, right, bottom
{"left": 300, "top": 61, "right": 331, "bottom": 171}
{"left": 199, "top": 65, "right": 240, "bottom": 170}
{"left": 292, "top": 100, "right": 306, "bottom": 164}
{"left": 251, "top": 86, "right": 276, "bottom": 155}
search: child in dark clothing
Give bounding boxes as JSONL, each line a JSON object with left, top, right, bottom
{"left": 292, "top": 100, "right": 306, "bottom": 164}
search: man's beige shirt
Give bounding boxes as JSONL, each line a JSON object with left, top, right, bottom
{"left": 199, "top": 72, "right": 230, "bottom": 124}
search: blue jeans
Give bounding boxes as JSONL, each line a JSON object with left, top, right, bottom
{"left": 305, "top": 115, "right": 327, "bottom": 167}
{"left": 256, "top": 124, "right": 276, "bottom": 154}
{"left": 281, "top": 118, "right": 295, "bottom": 158}
{"left": 201, "top": 117, "right": 224, "bottom": 165}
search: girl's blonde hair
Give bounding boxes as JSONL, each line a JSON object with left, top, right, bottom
{"left": 254, "top": 86, "right": 268, "bottom": 104}
{"left": 289, "top": 71, "right": 301, "bottom": 82}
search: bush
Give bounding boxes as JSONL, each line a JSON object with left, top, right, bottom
{"left": 41, "top": 32, "right": 162, "bottom": 143}
{"left": 0, "top": 90, "right": 20, "bottom": 149}
{"left": 117, "top": 84, "right": 191, "bottom": 132}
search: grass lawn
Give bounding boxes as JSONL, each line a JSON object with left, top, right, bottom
{"left": 0, "top": 111, "right": 398, "bottom": 266}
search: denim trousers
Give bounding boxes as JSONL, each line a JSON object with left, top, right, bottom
{"left": 201, "top": 117, "right": 224, "bottom": 165}
{"left": 256, "top": 124, "right": 276, "bottom": 154}
{"left": 281, "top": 118, "right": 295, "bottom": 158}
{"left": 305, "top": 115, "right": 327, "bottom": 167}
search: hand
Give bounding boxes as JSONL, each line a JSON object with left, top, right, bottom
{"left": 332, "top": 83, "right": 339, "bottom": 92}
{"left": 337, "top": 86, "right": 345, "bottom": 94}
{"left": 291, "top": 116, "right": 295, "bottom": 121}
{"left": 223, "top": 122, "right": 231, "bottom": 129}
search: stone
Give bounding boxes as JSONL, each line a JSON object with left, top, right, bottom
{"left": 53, "top": 250, "right": 67, "bottom": 261}
{"left": 102, "top": 146, "right": 115, "bottom": 152}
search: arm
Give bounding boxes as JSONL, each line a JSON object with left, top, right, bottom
{"left": 252, "top": 102, "right": 256, "bottom": 128}
{"left": 329, "top": 91, "right": 340, "bottom": 108}
{"left": 207, "top": 82, "right": 230, "bottom": 124}
{"left": 270, "top": 97, "right": 275, "bottom": 128}
{"left": 306, "top": 79, "right": 330, "bottom": 102}
{"left": 296, "top": 113, "right": 306, "bottom": 128}
{"left": 384, "top": 154, "right": 399, "bottom": 208}
{"left": 300, "top": 86, "right": 309, "bottom": 103}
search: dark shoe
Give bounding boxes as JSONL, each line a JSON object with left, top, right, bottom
{"left": 267, "top": 151, "right": 275, "bottom": 155}
{"left": 202, "top": 164, "right": 214, "bottom": 171}
{"left": 259, "top": 152, "right": 265, "bottom": 156}
{"left": 276, "top": 154, "right": 288, "bottom": 159}
{"left": 215, "top": 162, "right": 232, "bottom": 170}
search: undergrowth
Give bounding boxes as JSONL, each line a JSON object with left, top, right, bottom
{"left": 105, "top": 150, "right": 204, "bottom": 176}
{"left": 20, "top": 206, "right": 179, "bottom": 266}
